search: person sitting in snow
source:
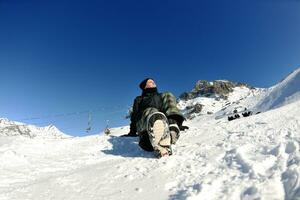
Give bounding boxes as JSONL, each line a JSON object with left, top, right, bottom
{"left": 123, "top": 78, "right": 187, "bottom": 158}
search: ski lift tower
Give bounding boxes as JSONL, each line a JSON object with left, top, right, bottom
{"left": 104, "top": 120, "right": 111, "bottom": 135}
{"left": 86, "top": 111, "right": 92, "bottom": 134}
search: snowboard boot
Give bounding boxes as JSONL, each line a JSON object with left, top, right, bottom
{"left": 147, "top": 112, "right": 172, "bottom": 158}
{"left": 169, "top": 124, "right": 180, "bottom": 145}
{"left": 153, "top": 145, "right": 172, "bottom": 158}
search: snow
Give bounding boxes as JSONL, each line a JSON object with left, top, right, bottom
{"left": 255, "top": 67, "right": 300, "bottom": 111}
{"left": 0, "top": 118, "right": 70, "bottom": 139}
{"left": 178, "top": 85, "right": 265, "bottom": 119}
{"left": 1, "top": 67, "right": 300, "bottom": 200}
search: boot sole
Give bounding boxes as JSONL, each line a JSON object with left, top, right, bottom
{"left": 152, "top": 120, "right": 165, "bottom": 147}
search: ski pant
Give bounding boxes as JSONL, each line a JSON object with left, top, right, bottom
{"left": 136, "top": 92, "right": 183, "bottom": 151}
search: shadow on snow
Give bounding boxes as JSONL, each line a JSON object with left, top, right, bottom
{"left": 101, "top": 136, "right": 154, "bottom": 159}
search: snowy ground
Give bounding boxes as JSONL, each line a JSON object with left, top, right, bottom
{"left": 1, "top": 68, "right": 300, "bottom": 200}
{"left": 1, "top": 99, "right": 300, "bottom": 200}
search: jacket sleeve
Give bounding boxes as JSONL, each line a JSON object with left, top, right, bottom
{"left": 128, "top": 97, "right": 140, "bottom": 136}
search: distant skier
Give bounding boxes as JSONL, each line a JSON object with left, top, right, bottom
{"left": 122, "top": 78, "right": 187, "bottom": 158}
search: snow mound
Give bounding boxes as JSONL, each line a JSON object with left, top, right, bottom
{"left": 256, "top": 67, "right": 300, "bottom": 111}
{"left": 0, "top": 118, "right": 70, "bottom": 139}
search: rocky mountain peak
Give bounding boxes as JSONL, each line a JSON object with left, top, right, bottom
{"left": 180, "top": 80, "right": 253, "bottom": 100}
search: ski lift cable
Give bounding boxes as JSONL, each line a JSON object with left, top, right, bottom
{"left": 1, "top": 106, "right": 130, "bottom": 133}
{"left": 0, "top": 109, "right": 128, "bottom": 131}
{"left": 14, "top": 105, "right": 130, "bottom": 122}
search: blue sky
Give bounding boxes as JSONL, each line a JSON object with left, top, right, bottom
{"left": 0, "top": 0, "right": 300, "bottom": 136}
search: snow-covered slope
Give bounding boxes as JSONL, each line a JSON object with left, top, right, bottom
{"left": 178, "top": 84, "right": 265, "bottom": 120}
{"left": 0, "top": 118, "right": 70, "bottom": 139}
{"left": 1, "top": 67, "right": 300, "bottom": 200}
{"left": 255, "top": 67, "right": 300, "bottom": 112}
{"left": 1, "top": 100, "right": 300, "bottom": 200}
{"left": 179, "top": 67, "right": 300, "bottom": 119}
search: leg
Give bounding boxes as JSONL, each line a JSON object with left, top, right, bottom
{"left": 160, "top": 92, "right": 183, "bottom": 118}
{"left": 160, "top": 92, "right": 184, "bottom": 144}
{"left": 137, "top": 107, "right": 171, "bottom": 157}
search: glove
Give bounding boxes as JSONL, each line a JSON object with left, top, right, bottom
{"left": 121, "top": 132, "right": 138, "bottom": 137}
{"left": 179, "top": 125, "right": 189, "bottom": 131}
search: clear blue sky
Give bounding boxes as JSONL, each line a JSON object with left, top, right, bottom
{"left": 0, "top": 0, "right": 299, "bottom": 136}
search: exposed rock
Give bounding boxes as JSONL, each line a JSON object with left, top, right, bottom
{"left": 184, "top": 103, "right": 204, "bottom": 119}
{"left": 180, "top": 80, "right": 252, "bottom": 100}
{"left": 193, "top": 103, "right": 203, "bottom": 113}
{"left": 180, "top": 92, "right": 194, "bottom": 100}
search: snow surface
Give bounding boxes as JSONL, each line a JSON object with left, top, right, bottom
{"left": 0, "top": 118, "right": 70, "bottom": 139}
{"left": 255, "top": 67, "right": 300, "bottom": 112}
{"left": 1, "top": 67, "right": 300, "bottom": 200}
{"left": 178, "top": 86, "right": 266, "bottom": 119}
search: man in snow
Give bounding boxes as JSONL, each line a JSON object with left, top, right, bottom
{"left": 123, "top": 78, "right": 187, "bottom": 158}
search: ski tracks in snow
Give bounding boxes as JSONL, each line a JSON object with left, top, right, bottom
{"left": 166, "top": 102, "right": 300, "bottom": 200}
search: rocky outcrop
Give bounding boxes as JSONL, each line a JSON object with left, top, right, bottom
{"left": 184, "top": 103, "right": 204, "bottom": 119}
{"left": 179, "top": 80, "right": 254, "bottom": 119}
{"left": 180, "top": 80, "right": 252, "bottom": 100}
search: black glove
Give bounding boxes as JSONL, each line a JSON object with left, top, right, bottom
{"left": 179, "top": 125, "right": 189, "bottom": 131}
{"left": 121, "top": 132, "right": 138, "bottom": 137}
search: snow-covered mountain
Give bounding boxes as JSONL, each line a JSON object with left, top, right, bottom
{"left": 255, "top": 67, "right": 300, "bottom": 112}
{"left": 178, "top": 67, "right": 300, "bottom": 119}
{"left": 1, "top": 67, "right": 300, "bottom": 200}
{"left": 178, "top": 80, "right": 266, "bottom": 120}
{"left": 0, "top": 118, "right": 70, "bottom": 139}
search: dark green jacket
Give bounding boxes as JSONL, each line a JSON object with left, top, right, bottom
{"left": 130, "top": 91, "right": 163, "bottom": 134}
{"left": 129, "top": 91, "right": 184, "bottom": 136}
